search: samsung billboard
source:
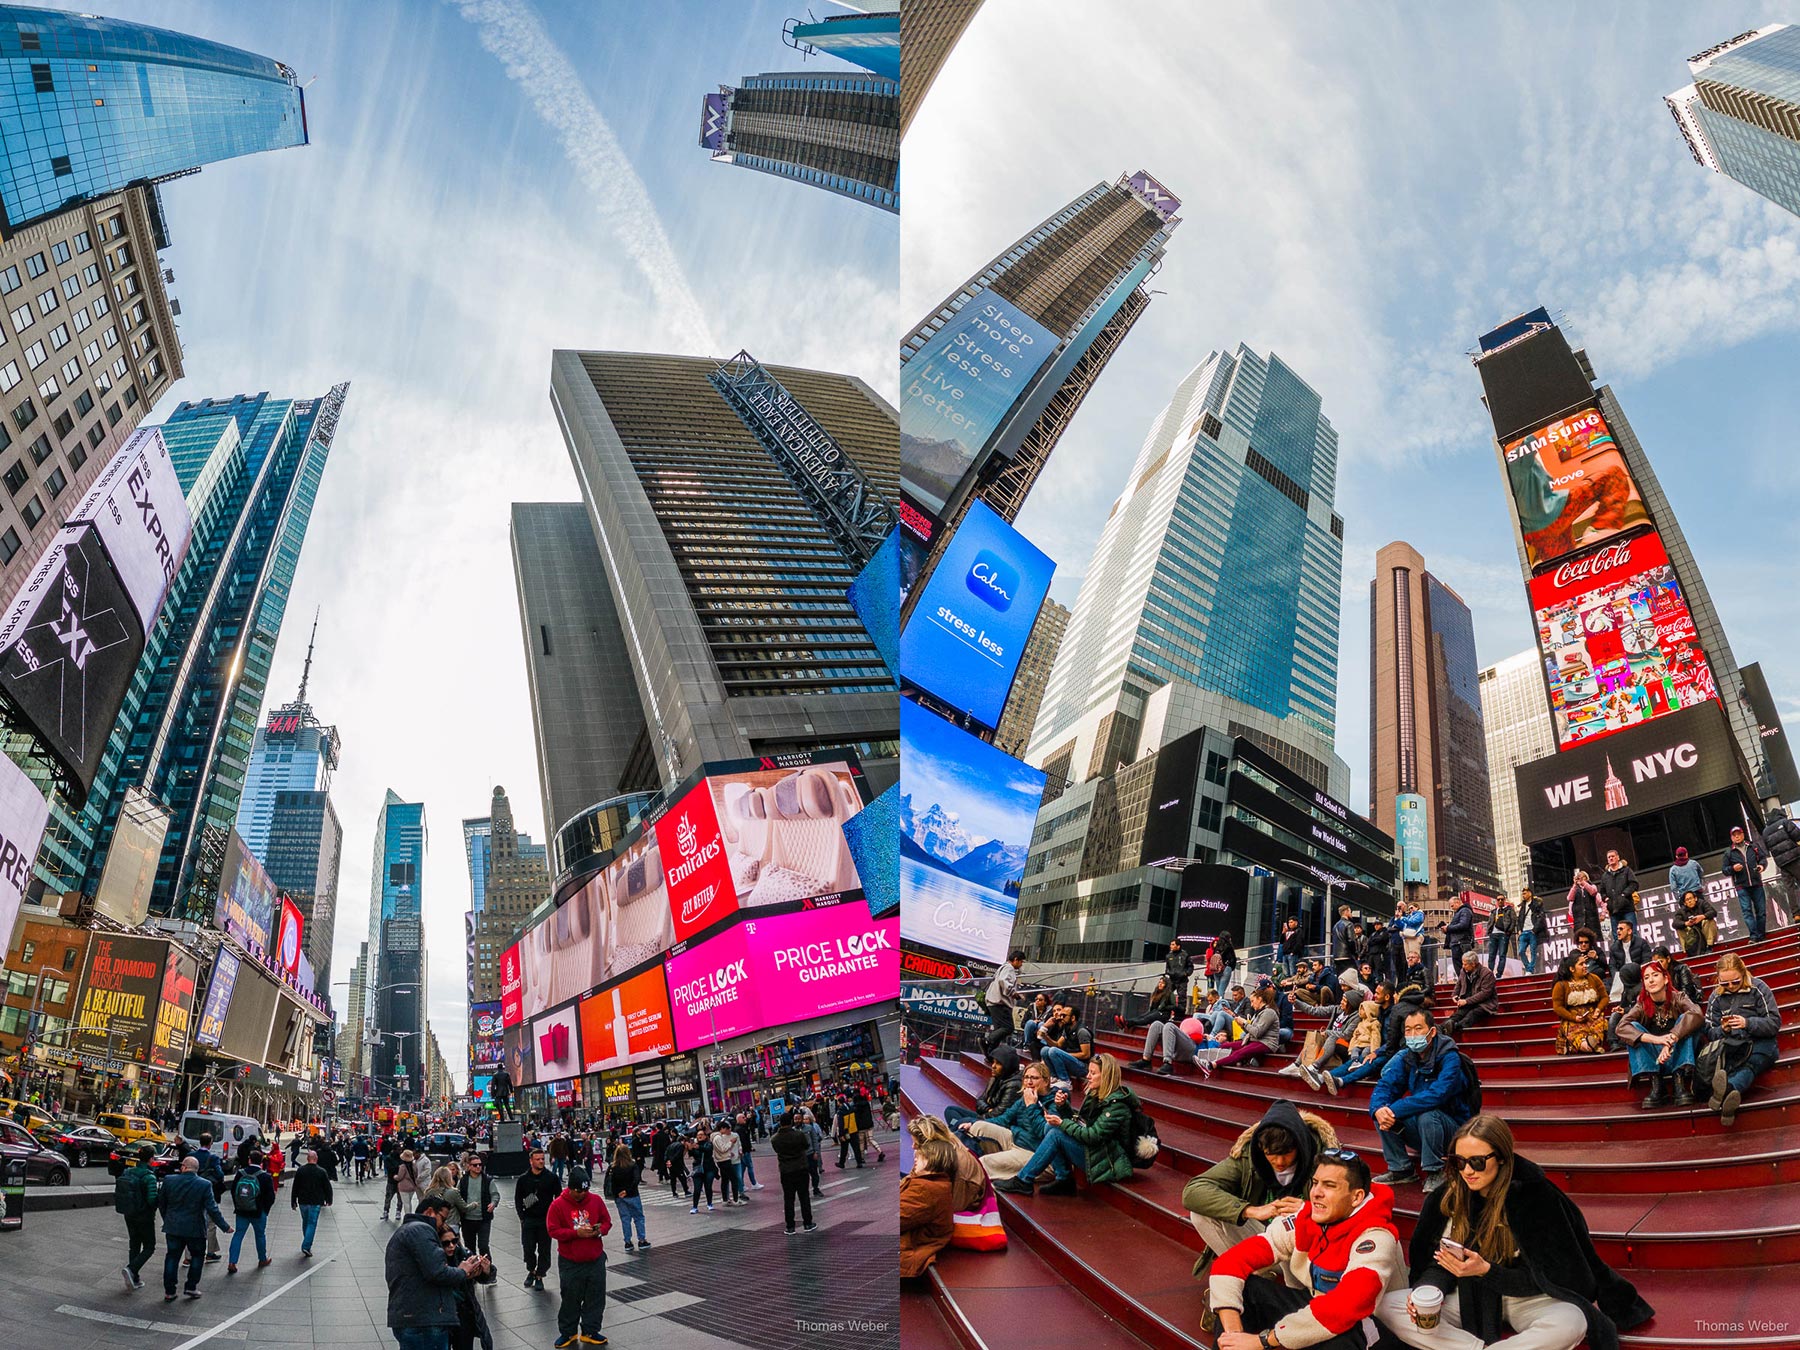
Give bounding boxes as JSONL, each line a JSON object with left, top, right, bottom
{"left": 898, "top": 500, "right": 1055, "bottom": 730}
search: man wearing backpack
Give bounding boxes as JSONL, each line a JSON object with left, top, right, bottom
{"left": 1368, "top": 1009, "right": 1473, "bottom": 1195}
{"left": 227, "top": 1152, "right": 276, "bottom": 1273}
{"left": 117, "top": 1144, "right": 162, "bottom": 1290}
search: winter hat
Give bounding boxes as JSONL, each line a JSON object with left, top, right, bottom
{"left": 567, "top": 1166, "right": 590, "bottom": 1191}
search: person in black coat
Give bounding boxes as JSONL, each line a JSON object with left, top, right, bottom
{"left": 1760, "top": 804, "right": 1800, "bottom": 887}
{"left": 1444, "top": 896, "right": 1477, "bottom": 972}
{"left": 1565, "top": 871, "right": 1603, "bottom": 945}
{"left": 1379, "top": 1113, "right": 1651, "bottom": 1350}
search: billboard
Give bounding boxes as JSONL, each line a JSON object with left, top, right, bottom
{"left": 501, "top": 1020, "right": 533, "bottom": 1089}
{"left": 531, "top": 1003, "right": 581, "bottom": 1082}
{"left": 276, "top": 896, "right": 305, "bottom": 976}
{"left": 216, "top": 829, "right": 277, "bottom": 956}
{"left": 499, "top": 942, "right": 524, "bottom": 1027}
{"left": 0, "top": 523, "right": 146, "bottom": 794}
{"left": 696, "top": 758, "right": 869, "bottom": 917}
{"left": 1174, "top": 865, "right": 1251, "bottom": 954}
{"left": 72, "top": 933, "right": 168, "bottom": 1064}
{"left": 1513, "top": 700, "right": 1744, "bottom": 844}
{"left": 1396, "top": 793, "right": 1429, "bottom": 884}
{"left": 899, "top": 294, "right": 1059, "bottom": 520}
{"left": 657, "top": 779, "right": 739, "bottom": 943}
{"left": 469, "top": 1000, "right": 503, "bottom": 1070}
{"left": 0, "top": 751, "right": 48, "bottom": 954}
{"left": 195, "top": 947, "right": 239, "bottom": 1049}
{"left": 666, "top": 921, "right": 760, "bottom": 1048}
{"left": 1530, "top": 532, "right": 1718, "bottom": 748}
{"left": 91, "top": 785, "right": 168, "bottom": 928}
{"left": 64, "top": 427, "right": 193, "bottom": 630}
{"left": 899, "top": 700, "right": 1045, "bottom": 965}
{"left": 898, "top": 500, "right": 1056, "bottom": 730}
{"left": 1502, "top": 407, "right": 1650, "bottom": 570}
{"left": 1740, "top": 662, "right": 1800, "bottom": 803}
{"left": 150, "top": 945, "right": 201, "bottom": 1072}
{"left": 1140, "top": 729, "right": 1204, "bottom": 867}
{"left": 217, "top": 959, "right": 279, "bottom": 1065}
{"left": 901, "top": 981, "right": 988, "bottom": 1026}
{"left": 578, "top": 964, "right": 675, "bottom": 1074}
{"left": 699, "top": 90, "right": 729, "bottom": 153}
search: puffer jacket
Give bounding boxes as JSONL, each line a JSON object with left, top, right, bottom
{"left": 1370, "top": 1033, "right": 1470, "bottom": 1126}
{"left": 1598, "top": 866, "right": 1639, "bottom": 919}
{"left": 1762, "top": 813, "right": 1800, "bottom": 875}
{"left": 385, "top": 1213, "right": 469, "bottom": 1328}
{"left": 1052, "top": 1086, "right": 1140, "bottom": 1185}
{"left": 1182, "top": 1101, "right": 1335, "bottom": 1228}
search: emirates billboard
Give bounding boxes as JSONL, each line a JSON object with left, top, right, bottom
{"left": 1530, "top": 532, "right": 1718, "bottom": 748}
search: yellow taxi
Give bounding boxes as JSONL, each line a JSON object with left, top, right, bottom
{"left": 0, "top": 1098, "right": 57, "bottom": 1134}
{"left": 96, "top": 1111, "right": 167, "bottom": 1147}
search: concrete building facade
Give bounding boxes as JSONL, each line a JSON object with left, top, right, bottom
{"left": 1479, "top": 648, "right": 1558, "bottom": 903}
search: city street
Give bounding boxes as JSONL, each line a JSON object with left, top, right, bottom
{"left": 0, "top": 1153, "right": 897, "bottom": 1350}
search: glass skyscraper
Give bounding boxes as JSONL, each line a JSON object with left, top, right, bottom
{"left": 1028, "top": 344, "right": 1346, "bottom": 797}
{"left": 701, "top": 69, "right": 898, "bottom": 213}
{"left": 0, "top": 5, "right": 306, "bottom": 236}
{"left": 463, "top": 817, "right": 491, "bottom": 916}
{"left": 1667, "top": 25, "right": 1800, "bottom": 218}
{"left": 368, "top": 791, "right": 427, "bottom": 1097}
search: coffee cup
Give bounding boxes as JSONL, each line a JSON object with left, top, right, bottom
{"left": 1412, "top": 1287, "right": 1444, "bottom": 1329}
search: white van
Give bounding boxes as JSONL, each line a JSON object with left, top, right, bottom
{"left": 177, "top": 1110, "right": 262, "bottom": 1168}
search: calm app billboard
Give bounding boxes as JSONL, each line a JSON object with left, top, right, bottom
{"left": 898, "top": 500, "right": 1055, "bottom": 729}
{"left": 900, "top": 294, "right": 1058, "bottom": 519}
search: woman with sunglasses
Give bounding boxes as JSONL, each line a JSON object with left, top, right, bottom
{"left": 1378, "top": 1113, "right": 1651, "bottom": 1350}
{"left": 435, "top": 1225, "right": 495, "bottom": 1350}
{"left": 1701, "top": 951, "right": 1780, "bottom": 1127}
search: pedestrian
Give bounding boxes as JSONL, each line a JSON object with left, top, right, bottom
{"left": 800, "top": 1108, "right": 825, "bottom": 1198}
{"left": 983, "top": 950, "right": 1026, "bottom": 1051}
{"left": 1597, "top": 848, "right": 1641, "bottom": 966}
{"left": 689, "top": 1127, "right": 718, "bottom": 1212}
{"left": 434, "top": 1225, "right": 495, "bottom": 1350}
{"left": 458, "top": 1154, "right": 499, "bottom": 1277}
{"left": 771, "top": 1110, "right": 817, "bottom": 1235}
{"left": 1517, "top": 888, "right": 1548, "bottom": 976}
{"left": 546, "top": 1167, "right": 612, "bottom": 1350}
{"left": 116, "top": 1143, "right": 162, "bottom": 1291}
{"left": 159, "top": 1156, "right": 233, "bottom": 1303}
{"left": 514, "top": 1145, "right": 559, "bottom": 1290}
{"left": 662, "top": 1130, "right": 690, "bottom": 1200}
{"left": 383, "top": 1139, "right": 405, "bottom": 1219}
{"left": 1483, "top": 897, "right": 1516, "bottom": 976}
{"left": 1565, "top": 870, "right": 1602, "bottom": 943}
{"left": 290, "top": 1147, "right": 333, "bottom": 1258}
{"left": 227, "top": 1151, "right": 276, "bottom": 1273}
{"left": 1277, "top": 916, "right": 1305, "bottom": 980}
{"left": 1446, "top": 951, "right": 1499, "bottom": 1037}
{"left": 606, "top": 1143, "right": 648, "bottom": 1251}
{"left": 1724, "top": 823, "right": 1770, "bottom": 943}
{"left": 735, "top": 1111, "right": 763, "bottom": 1192}
{"left": 712, "top": 1120, "right": 742, "bottom": 1205}
{"left": 1676, "top": 889, "right": 1720, "bottom": 956}
{"left": 1760, "top": 803, "right": 1800, "bottom": 890}
{"left": 395, "top": 1149, "right": 421, "bottom": 1216}
{"left": 386, "top": 1195, "right": 483, "bottom": 1350}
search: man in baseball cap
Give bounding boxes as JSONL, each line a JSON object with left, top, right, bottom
{"left": 546, "top": 1166, "right": 612, "bottom": 1347}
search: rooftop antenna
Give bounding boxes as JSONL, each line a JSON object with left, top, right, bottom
{"left": 297, "top": 608, "right": 319, "bottom": 703}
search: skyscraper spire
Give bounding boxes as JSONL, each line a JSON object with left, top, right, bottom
{"left": 298, "top": 608, "right": 319, "bottom": 703}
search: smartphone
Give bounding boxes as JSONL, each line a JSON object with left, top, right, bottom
{"left": 1438, "top": 1238, "right": 1468, "bottom": 1258}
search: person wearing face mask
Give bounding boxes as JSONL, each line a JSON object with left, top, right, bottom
{"left": 1182, "top": 1100, "right": 1337, "bottom": 1278}
{"left": 1700, "top": 952, "right": 1779, "bottom": 1127}
{"left": 1370, "top": 1011, "right": 1472, "bottom": 1194}
{"left": 1378, "top": 1114, "right": 1652, "bottom": 1350}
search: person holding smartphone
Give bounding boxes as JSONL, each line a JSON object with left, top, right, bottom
{"left": 1376, "top": 1114, "right": 1651, "bottom": 1349}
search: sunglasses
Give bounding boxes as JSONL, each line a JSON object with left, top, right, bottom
{"left": 1452, "top": 1151, "right": 1498, "bottom": 1173}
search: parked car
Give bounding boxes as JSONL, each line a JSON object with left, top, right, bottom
{"left": 43, "top": 1122, "right": 124, "bottom": 1168}
{"left": 424, "top": 1131, "right": 470, "bottom": 1165}
{"left": 97, "top": 1112, "right": 167, "bottom": 1148}
{"left": 29, "top": 1115, "right": 99, "bottom": 1146}
{"left": 106, "top": 1143, "right": 182, "bottom": 1179}
{"left": 0, "top": 1117, "right": 72, "bottom": 1184}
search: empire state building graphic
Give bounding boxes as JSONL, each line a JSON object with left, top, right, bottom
{"left": 1604, "top": 757, "right": 1629, "bottom": 812}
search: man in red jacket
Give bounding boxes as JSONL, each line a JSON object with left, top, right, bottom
{"left": 545, "top": 1167, "right": 612, "bottom": 1349}
{"left": 1205, "top": 1151, "right": 1403, "bottom": 1349}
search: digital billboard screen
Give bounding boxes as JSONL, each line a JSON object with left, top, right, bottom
{"left": 696, "top": 758, "right": 870, "bottom": 919}
{"left": 900, "top": 294, "right": 1059, "bottom": 519}
{"left": 1397, "top": 793, "right": 1429, "bottom": 884}
{"left": 1502, "top": 407, "right": 1650, "bottom": 570}
{"left": 666, "top": 922, "right": 760, "bottom": 1048}
{"left": 469, "top": 1000, "right": 503, "bottom": 1069}
{"left": 0, "top": 523, "right": 147, "bottom": 795}
{"left": 578, "top": 964, "right": 675, "bottom": 1074}
{"left": 898, "top": 500, "right": 1055, "bottom": 730}
{"left": 500, "top": 942, "right": 524, "bottom": 1028}
{"left": 0, "top": 751, "right": 48, "bottom": 955}
{"left": 1175, "top": 865, "right": 1251, "bottom": 954}
{"left": 73, "top": 933, "right": 168, "bottom": 1065}
{"left": 899, "top": 700, "right": 1045, "bottom": 966}
{"left": 530, "top": 1003, "right": 581, "bottom": 1083}
{"left": 150, "top": 944, "right": 201, "bottom": 1072}
{"left": 194, "top": 947, "right": 238, "bottom": 1048}
{"left": 216, "top": 829, "right": 277, "bottom": 956}
{"left": 501, "top": 1020, "right": 533, "bottom": 1088}
{"left": 1529, "top": 532, "right": 1718, "bottom": 748}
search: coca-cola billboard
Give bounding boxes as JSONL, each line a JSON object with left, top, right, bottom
{"left": 1529, "top": 531, "right": 1718, "bottom": 749}
{"left": 1502, "top": 407, "right": 1650, "bottom": 570}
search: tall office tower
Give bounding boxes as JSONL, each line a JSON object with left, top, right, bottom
{"left": 701, "top": 68, "right": 899, "bottom": 214}
{"left": 994, "top": 598, "right": 1069, "bottom": 757}
{"left": 0, "top": 186, "right": 183, "bottom": 616}
{"left": 1666, "top": 25, "right": 1800, "bottom": 218}
{"left": 468, "top": 786, "right": 551, "bottom": 1006}
{"left": 1479, "top": 649, "right": 1558, "bottom": 902}
{"left": 900, "top": 172, "right": 1178, "bottom": 584}
{"left": 549, "top": 350, "right": 898, "bottom": 791}
{"left": 463, "top": 818, "right": 491, "bottom": 916}
{"left": 790, "top": 2, "right": 898, "bottom": 81}
{"left": 1369, "top": 542, "right": 1502, "bottom": 927}
{"left": 235, "top": 618, "right": 338, "bottom": 856}
{"left": 1028, "top": 344, "right": 1348, "bottom": 799}
{"left": 0, "top": 7, "right": 306, "bottom": 238}
{"left": 367, "top": 791, "right": 426, "bottom": 1097}
{"left": 341, "top": 941, "right": 367, "bottom": 1091}
{"left": 899, "top": 0, "right": 984, "bottom": 136}
{"left": 511, "top": 502, "right": 655, "bottom": 839}
{"left": 264, "top": 790, "right": 342, "bottom": 986}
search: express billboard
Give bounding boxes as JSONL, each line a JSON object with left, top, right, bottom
{"left": 72, "top": 933, "right": 168, "bottom": 1065}
{"left": 1529, "top": 532, "right": 1718, "bottom": 748}
{"left": 469, "top": 1000, "right": 504, "bottom": 1069}
{"left": 899, "top": 700, "right": 1045, "bottom": 966}
{"left": 216, "top": 829, "right": 277, "bottom": 956}
{"left": 195, "top": 947, "right": 239, "bottom": 1048}
{"left": 64, "top": 427, "right": 193, "bottom": 630}
{"left": 900, "top": 294, "right": 1059, "bottom": 520}
{"left": 1502, "top": 406, "right": 1650, "bottom": 570}
{"left": 1396, "top": 793, "right": 1429, "bottom": 884}
{"left": 578, "top": 964, "right": 675, "bottom": 1074}
{"left": 0, "top": 751, "right": 48, "bottom": 955}
{"left": 898, "top": 500, "right": 1056, "bottom": 730}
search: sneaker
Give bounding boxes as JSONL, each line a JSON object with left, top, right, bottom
{"left": 1198, "top": 1060, "right": 1215, "bottom": 1079}
{"left": 991, "top": 1176, "right": 1034, "bottom": 1196}
{"left": 689, "top": 1207, "right": 698, "bottom": 1214}
{"left": 1323, "top": 1072, "right": 1339, "bottom": 1097}
{"left": 122, "top": 1267, "right": 135, "bottom": 1291}
{"left": 1302, "top": 1066, "right": 1322, "bottom": 1091}
{"left": 301, "top": 1249, "right": 312, "bottom": 1258}
{"left": 204, "top": 1253, "right": 221, "bottom": 1263}
{"left": 802, "top": 1222, "right": 818, "bottom": 1232}
{"left": 578, "top": 1336, "right": 608, "bottom": 1346}
{"left": 786, "top": 1226, "right": 797, "bottom": 1236}
{"left": 1720, "top": 1088, "right": 1742, "bottom": 1127}
{"left": 1373, "top": 1168, "right": 1419, "bottom": 1186}
{"left": 184, "top": 1289, "right": 203, "bottom": 1300}
{"left": 554, "top": 1338, "right": 579, "bottom": 1350}
{"left": 752, "top": 1183, "right": 764, "bottom": 1189}
{"left": 164, "top": 1293, "right": 177, "bottom": 1302}
{"left": 706, "top": 1203, "right": 714, "bottom": 1212}
{"left": 1422, "top": 1171, "right": 1447, "bottom": 1194}
{"left": 1127, "top": 1058, "right": 1153, "bottom": 1071}
{"left": 638, "top": 1240, "right": 651, "bottom": 1249}
{"left": 1711, "top": 1061, "right": 1729, "bottom": 1110}
{"left": 623, "top": 1240, "right": 635, "bottom": 1252}
{"left": 227, "top": 1264, "right": 238, "bottom": 1274}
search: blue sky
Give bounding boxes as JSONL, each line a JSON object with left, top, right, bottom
{"left": 905, "top": 0, "right": 1800, "bottom": 819}
{"left": 91, "top": 0, "right": 894, "bottom": 1074}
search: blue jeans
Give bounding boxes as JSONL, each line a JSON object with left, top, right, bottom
{"left": 1485, "top": 934, "right": 1508, "bottom": 974}
{"left": 392, "top": 1329, "right": 451, "bottom": 1350}
{"left": 1280, "top": 953, "right": 1299, "bottom": 979}
{"left": 1328, "top": 1053, "right": 1384, "bottom": 1086}
{"left": 163, "top": 1232, "right": 205, "bottom": 1296}
{"left": 740, "top": 1152, "right": 757, "bottom": 1186}
{"left": 1628, "top": 1035, "right": 1697, "bottom": 1079}
{"left": 943, "top": 1105, "right": 983, "bottom": 1144}
{"left": 1378, "top": 1108, "right": 1456, "bottom": 1176}
{"left": 552, "top": 1158, "right": 567, "bottom": 1183}
{"left": 1040, "top": 1046, "right": 1088, "bottom": 1083}
{"left": 1517, "top": 930, "right": 1539, "bottom": 974}
{"left": 298, "top": 1203, "right": 321, "bottom": 1252}
{"left": 229, "top": 1209, "right": 267, "bottom": 1264}
{"left": 1021, "top": 1018, "right": 1043, "bottom": 1053}
{"left": 1728, "top": 1040, "right": 1779, "bottom": 1095}
{"left": 616, "top": 1194, "right": 646, "bottom": 1244}
{"left": 1204, "top": 1008, "right": 1233, "bottom": 1037}
{"left": 1016, "top": 1130, "right": 1085, "bottom": 1184}
{"left": 1736, "top": 884, "right": 1767, "bottom": 942}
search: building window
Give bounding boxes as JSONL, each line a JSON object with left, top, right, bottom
{"left": 82, "top": 341, "right": 98, "bottom": 365}
{"left": 9, "top": 305, "right": 31, "bottom": 334}
{"left": 124, "top": 384, "right": 139, "bottom": 408}
{"left": 0, "top": 267, "right": 18, "bottom": 295}
{"left": 69, "top": 437, "right": 88, "bottom": 467}
{"left": 106, "top": 402, "right": 121, "bottom": 426}
{"left": 3, "top": 461, "right": 26, "bottom": 495}
{"left": 12, "top": 398, "right": 36, "bottom": 431}
{"left": 72, "top": 390, "right": 91, "bottom": 416}
{"left": 20, "top": 495, "right": 42, "bottom": 526}
{"left": 106, "top": 217, "right": 123, "bottom": 239}
{"left": 0, "top": 528, "right": 18, "bottom": 563}
{"left": 51, "top": 411, "right": 71, "bottom": 438}
{"left": 72, "top": 307, "right": 89, "bottom": 333}
{"left": 60, "top": 358, "right": 77, "bottom": 385}
{"left": 60, "top": 276, "right": 79, "bottom": 300}
{"left": 30, "top": 62, "right": 52, "bottom": 92}
{"left": 45, "top": 466, "right": 64, "bottom": 498}
{"left": 23, "top": 342, "right": 44, "bottom": 370}
{"left": 0, "top": 362, "right": 17, "bottom": 394}
{"left": 50, "top": 241, "right": 69, "bottom": 265}
{"left": 80, "top": 264, "right": 98, "bottom": 287}
{"left": 33, "top": 375, "right": 56, "bottom": 403}
{"left": 50, "top": 155, "right": 70, "bottom": 177}
{"left": 73, "top": 231, "right": 90, "bottom": 254}
{"left": 23, "top": 254, "right": 45, "bottom": 280}
{"left": 28, "top": 434, "right": 50, "bottom": 464}
{"left": 47, "top": 323, "right": 68, "bottom": 351}
{"left": 1204, "top": 750, "right": 1229, "bottom": 786}
{"left": 60, "top": 947, "right": 75, "bottom": 971}
{"left": 35, "top": 289, "right": 56, "bottom": 316}
{"left": 18, "top": 30, "right": 39, "bottom": 50}
{"left": 92, "top": 296, "right": 108, "bottom": 317}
